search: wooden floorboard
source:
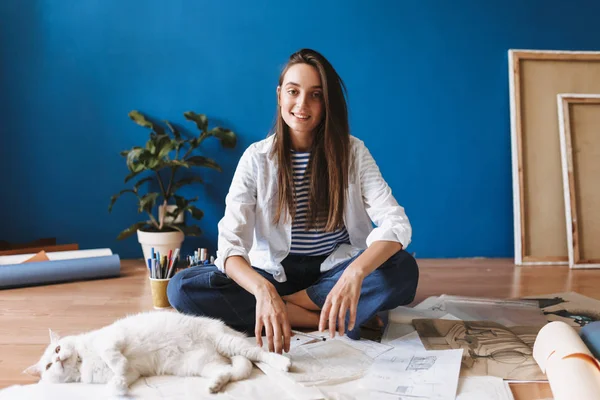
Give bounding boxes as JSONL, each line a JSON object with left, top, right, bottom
{"left": 2, "top": 257, "right": 599, "bottom": 399}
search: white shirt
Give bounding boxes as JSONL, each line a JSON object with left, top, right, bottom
{"left": 214, "top": 135, "right": 412, "bottom": 283}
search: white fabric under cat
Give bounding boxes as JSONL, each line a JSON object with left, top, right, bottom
{"left": 0, "top": 370, "right": 515, "bottom": 400}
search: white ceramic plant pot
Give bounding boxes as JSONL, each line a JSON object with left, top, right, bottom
{"left": 137, "top": 229, "right": 184, "bottom": 263}
{"left": 158, "top": 204, "right": 184, "bottom": 224}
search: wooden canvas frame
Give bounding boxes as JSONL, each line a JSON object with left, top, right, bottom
{"left": 557, "top": 94, "right": 600, "bottom": 269}
{"left": 508, "top": 50, "right": 600, "bottom": 265}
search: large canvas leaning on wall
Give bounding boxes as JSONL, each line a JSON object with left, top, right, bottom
{"left": 557, "top": 94, "right": 600, "bottom": 269}
{"left": 508, "top": 49, "right": 600, "bottom": 265}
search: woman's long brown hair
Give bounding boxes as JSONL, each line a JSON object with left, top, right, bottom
{"left": 270, "top": 49, "right": 350, "bottom": 232}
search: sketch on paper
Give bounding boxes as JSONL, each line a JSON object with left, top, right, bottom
{"left": 524, "top": 292, "right": 600, "bottom": 329}
{"left": 413, "top": 319, "right": 546, "bottom": 381}
{"left": 407, "top": 356, "right": 436, "bottom": 371}
{"left": 284, "top": 339, "right": 373, "bottom": 386}
{"left": 361, "top": 348, "right": 463, "bottom": 400}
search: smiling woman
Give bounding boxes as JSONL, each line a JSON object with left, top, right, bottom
{"left": 277, "top": 64, "right": 325, "bottom": 149}
{"left": 167, "top": 48, "right": 418, "bottom": 355}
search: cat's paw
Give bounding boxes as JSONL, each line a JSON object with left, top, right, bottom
{"left": 266, "top": 353, "right": 291, "bottom": 372}
{"left": 108, "top": 376, "right": 129, "bottom": 396}
{"left": 207, "top": 373, "right": 230, "bottom": 393}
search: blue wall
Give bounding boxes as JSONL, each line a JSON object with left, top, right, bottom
{"left": 1, "top": 0, "right": 599, "bottom": 259}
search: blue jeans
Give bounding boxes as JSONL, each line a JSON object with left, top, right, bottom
{"left": 167, "top": 249, "right": 419, "bottom": 340}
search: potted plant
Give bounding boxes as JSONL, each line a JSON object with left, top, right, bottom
{"left": 108, "top": 110, "right": 237, "bottom": 262}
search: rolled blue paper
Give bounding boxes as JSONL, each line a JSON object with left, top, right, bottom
{"left": 581, "top": 321, "right": 600, "bottom": 359}
{"left": 0, "top": 254, "right": 121, "bottom": 289}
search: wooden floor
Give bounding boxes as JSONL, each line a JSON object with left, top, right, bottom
{"left": 2, "top": 258, "right": 599, "bottom": 399}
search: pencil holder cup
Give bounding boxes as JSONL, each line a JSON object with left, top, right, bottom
{"left": 149, "top": 277, "right": 171, "bottom": 309}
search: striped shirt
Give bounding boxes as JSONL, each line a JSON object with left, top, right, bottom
{"left": 289, "top": 151, "right": 350, "bottom": 256}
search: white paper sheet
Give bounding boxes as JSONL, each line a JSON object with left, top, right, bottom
{"left": 387, "top": 331, "right": 426, "bottom": 351}
{"left": 255, "top": 362, "right": 325, "bottom": 400}
{"left": 387, "top": 305, "right": 449, "bottom": 324}
{"left": 307, "top": 332, "right": 393, "bottom": 359}
{"left": 456, "top": 376, "right": 515, "bottom": 400}
{"left": 414, "top": 295, "right": 547, "bottom": 327}
{"left": 285, "top": 340, "right": 373, "bottom": 386}
{"left": 381, "top": 322, "right": 417, "bottom": 344}
{"left": 361, "top": 348, "right": 463, "bottom": 400}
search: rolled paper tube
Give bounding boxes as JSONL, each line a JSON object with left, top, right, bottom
{"left": 0, "top": 248, "right": 113, "bottom": 265}
{"left": 533, "top": 321, "right": 600, "bottom": 400}
{"left": 0, "top": 254, "right": 121, "bottom": 289}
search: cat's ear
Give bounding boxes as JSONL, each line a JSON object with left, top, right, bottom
{"left": 23, "top": 364, "right": 41, "bottom": 377}
{"left": 49, "top": 329, "right": 60, "bottom": 343}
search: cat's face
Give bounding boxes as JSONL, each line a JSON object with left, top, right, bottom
{"left": 24, "top": 329, "right": 81, "bottom": 383}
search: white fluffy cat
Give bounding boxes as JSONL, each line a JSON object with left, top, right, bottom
{"left": 24, "top": 311, "right": 291, "bottom": 394}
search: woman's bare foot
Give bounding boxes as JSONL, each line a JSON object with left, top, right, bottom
{"left": 361, "top": 315, "right": 384, "bottom": 330}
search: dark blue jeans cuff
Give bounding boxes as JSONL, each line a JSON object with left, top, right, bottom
{"left": 305, "top": 285, "right": 325, "bottom": 309}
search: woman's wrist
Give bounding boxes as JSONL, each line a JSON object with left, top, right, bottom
{"left": 345, "top": 263, "right": 368, "bottom": 280}
{"left": 252, "top": 280, "right": 276, "bottom": 298}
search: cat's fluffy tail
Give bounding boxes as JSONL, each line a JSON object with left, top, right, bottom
{"left": 229, "top": 355, "right": 253, "bottom": 381}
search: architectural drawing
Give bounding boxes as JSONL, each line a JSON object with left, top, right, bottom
{"left": 413, "top": 319, "right": 546, "bottom": 381}
{"left": 362, "top": 348, "right": 463, "bottom": 400}
{"left": 407, "top": 356, "right": 437, "bottom": 371}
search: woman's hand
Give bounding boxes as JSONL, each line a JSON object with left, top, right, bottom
{"left": 254, "top": 285, "right": 291, "bottom": 354}
{"left": 318, "top": 268, "right": 364, "bottom": 338}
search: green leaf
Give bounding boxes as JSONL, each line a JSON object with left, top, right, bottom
{"left": 184, "top": 111, "right": 208, "bottom": 133}
{"left": 146, "top": 138, "right": 156, "bottom": 153}
{"left": 165, "top": 120, "right": 181, "bottom": 140}
{"left": 209, "top": 127, "right": 237, "bottom": 148}
{"left": 128, "top": 111, "right": 153, "bottom": 129}
{"left": 128, "top": 110, "right": 165, "bottom": 135}
{"left": 124, "top": 170, "right": 143, "bottom": 183}
{"left": 138, "top": 149, "right": 161, "bottom": 170}
{"left": 134, "top": 177, "right": 153, "bottom": 192}
{"left": 156, "top": 136, "right": 175, "bottom": 160}
{"left": 187, "top": 206, "right": 204, "bottom": 220}
{"left": 185, "top": 156, "right": 222, "bottom": 172}
{"left": 171, "top": 159, "right": 190, "bottom": 168}
{"left": 117, "top": 221, "right": 149, "bottom": 240}
{"left": 171, "top": 176, "right": 203, "bottom": 192}
{"left": 108, "top": 189, "right": 136, "bottom": 212}
{"left": 183, "top": 137, "right": 202, "bottom": 155}
{"left": 182, "top": 224, "right": 202, "bottom": 236}
{"left": 173, "top": 139, "right": 186, "bottom": 152}
{"left": 165, "top": 207, "right": 183, "bottom": 220}
{"left": 139, "top": 192, "right": 160, "bottom": 213}
{"left": 152, "top": 124, "right": 166, "bottom": 136}
{"left": 126, "top": 148, "right": 144, "bottom": 173}
{"left": 173, "top": 194, "right": 189, "bottom": 209}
